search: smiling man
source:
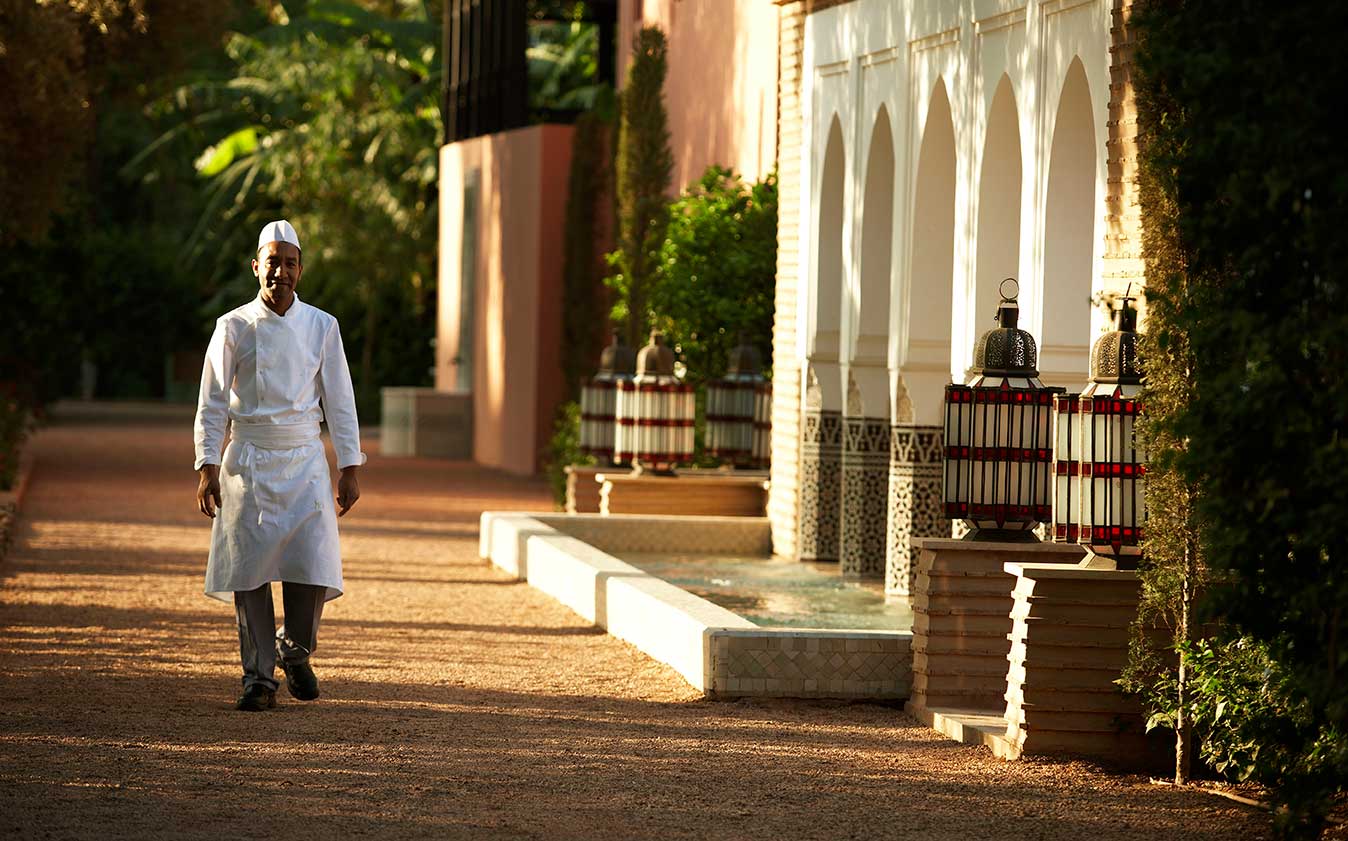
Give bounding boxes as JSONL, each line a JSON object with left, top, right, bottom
{"left": 193, "top": 219, "right": 365, "bottom": 712}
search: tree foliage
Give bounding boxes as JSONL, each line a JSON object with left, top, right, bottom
{"left": 1130, "top": 0, "right": 1348, "bottom": 833}
{"left": 1121, "top": 8, "right": 1206, "bottom": 784}
{"left": 0, "top": 0, "right": 239, "bottom": 245}
{"left": 559, "top": 105, "right": 615, "bottom": 398}
{"left": 528, "top": 18, "right": 604, "bottom": 114}
{"left": 650, "top": 166, "right": 777, "bottom": 390}
{"left": 606, "top": 25, "right": 671, "bottom": 347}
{"left": 142, "top": 0, "right": 442, "bottom": 416}
{"left": 0, "top": 0, "right": 242, "bottom": 406}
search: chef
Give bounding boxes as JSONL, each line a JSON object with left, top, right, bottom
{"left": 193, "top": 219, "right": 365, "bottom": 712}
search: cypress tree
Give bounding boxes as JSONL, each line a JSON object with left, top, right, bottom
{"left": 611, "top": 25, "right": 673, "bottom": 347}
{"left": 560, "top": 107, "right": 615, "bottom": 397}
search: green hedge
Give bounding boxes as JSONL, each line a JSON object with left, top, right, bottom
{"left": 1132, "top": 1, "right": 1347, "bottom": 834}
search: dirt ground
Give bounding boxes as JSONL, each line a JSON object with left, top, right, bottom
{"left": 0, "top": 413, "right": 1276, "bottom": 839}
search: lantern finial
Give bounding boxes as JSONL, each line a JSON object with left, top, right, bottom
{"left": 1089, "top": 289, "right": 1142, "bottom": 385}
{"left": 995, "top": 277, "right": 1020, "bottom": 329}
{"left": 972, "top": 277, "right": 1038, "bottom": 377}
{"left": 598, "top": 330, "right": 637, "bottom": 377}
{"left": 636, "top": 331, "right": 676, "bottom": 377}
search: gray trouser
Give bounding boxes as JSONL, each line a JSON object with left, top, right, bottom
{"left": 234, "top": 582, "right": 327, "bottom": 691}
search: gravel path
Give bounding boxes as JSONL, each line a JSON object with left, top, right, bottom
{"left": 0, "top": 415, "right": 1273, "bottom": 839}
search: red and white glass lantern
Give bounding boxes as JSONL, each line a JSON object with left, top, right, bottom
{"left": 943, "top": 279, "right": 1063, "bottom": 539}
{"left": 706, "top": 337, "right": 771, "bottom": 469}
{"left": 614, "top": 331, "right": 695, "bottom": 472}
{"left": 579, "top": 332, "right": 636, "bottom": 465}
{"left": 1052, "top": 298, "right": 1145, "bottom": 564}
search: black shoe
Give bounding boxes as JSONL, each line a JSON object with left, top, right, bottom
{"left": 235, "top": 684, "right": 276, "bottom": 712}
{"left": 279, "top": 657, "right": 320, "bottom": 701}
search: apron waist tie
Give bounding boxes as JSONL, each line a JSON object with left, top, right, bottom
{"left": 229, "top": 422, "right": 323, "bottom": 525}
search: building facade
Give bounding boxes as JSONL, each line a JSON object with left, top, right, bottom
{"left": 767, "top": 0, "right": 1143, "bottom": 592}
{"left": 436, "top": 0, "right": 781, "bottom": 474}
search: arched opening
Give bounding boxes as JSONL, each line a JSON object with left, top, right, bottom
{"left": 907, "top": 81, "right": 956, "bottom": 424}
{"left": 814, "top": 115, "right": 846, "bottom": 363}
{"left": 1042, "top": 58, "right": 1096, "bottom": 374}
{"left": 974, "top": 75, "right": 1021, "bottom": 351}
{"left": 856, "top": 105, "right": 895, "bottom": 370}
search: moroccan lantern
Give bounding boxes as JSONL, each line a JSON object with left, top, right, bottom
{"left": 943, "top": 279, "right": 1063, "bottom": 539}
{"left": 614, "top": 331, "right": 695, "bottom": 472}
{"left": 580, "top": 332, "right": 636, "bottom": 465}
{"left": 1052, "top": 296, "right": 1145, "bottom": 564}
{"left": 706, "top": 335, "right": 772, "bottom": 469}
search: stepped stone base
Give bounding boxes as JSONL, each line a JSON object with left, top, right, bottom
{"left": 596, "top": 472, "right": 769, "bottom": 517}
{"left": 909, "top": 555, "right": 1172, "bottom": 770}
{"left": 908, "top": 538, "right": 1084, "bottom": 712}
{"left": 1001, "top": 561, "right": 1168, "bottom": 769}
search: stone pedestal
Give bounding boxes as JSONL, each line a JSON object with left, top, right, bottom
{"left": 1002, "top": 561, "right": 1161, "bottom": 767}
{"left": 839, "top": 416, "right": 890, "bottom": 576}
{"left": 797, "top": 408, "right": 841, "bottom": 561}
{"left": 380, "top": 388, "right": 472, "bottom": 458}
{"left": 906, "top": 538, "right": 1084, "bottom": 713}
{"left": 596, "top": 473, "right": 769, "bottom": 517}
{"left": 884, "top": 425, "right": 945, "bottom": 594}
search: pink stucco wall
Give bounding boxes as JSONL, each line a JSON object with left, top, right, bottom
{"left": 619, "top": 0, "right": 780, "bottom": 190}
{"left": 437, "top": 124, "right": 574, "bottom": 475}
{"left": 434, "top": 5, "right": 778, "bottom": 474}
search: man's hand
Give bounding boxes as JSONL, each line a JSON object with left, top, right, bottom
{"left": 337, "top": 466, "right": 360, "bottom": 517}
{"left": 197, "top": 465, "right": 222, "bottom": 518}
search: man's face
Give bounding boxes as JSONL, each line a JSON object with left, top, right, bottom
{"left": 252, "top": 241, "right": 302, "bottom": 310}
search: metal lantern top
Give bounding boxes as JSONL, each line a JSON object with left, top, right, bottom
{"left": 597, "top": 331, "right": 637, "bottom": 379}
{"left": 636, "top": 330, "right": 676, "bottom": 378}
{"left": 725, "top": 333, "right": 764, "bottom": 379}
{"left": 1089, "top": 296, "right": 1141, "bottom": 385}
{"left": 972, "top": 278, "right": 1039, "bottom": 378}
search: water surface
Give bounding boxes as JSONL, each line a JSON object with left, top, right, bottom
{"left": 620, "top": 552, "right": 913, "bottom": 632}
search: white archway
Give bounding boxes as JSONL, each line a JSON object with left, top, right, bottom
{"left": 814, "top": 115, "right": 846, "bottom": 370}
{"left": 855, "top": 104, "right": 895, "bottom": 382}
{"left": 906, "top": 81, "right": 956, "bottom": 424}
{"left": 974, "top": 75, "right": 1021, "bottom": 353}
{"left": 1042, "top": 57, "right": 1095, "bottom": 377}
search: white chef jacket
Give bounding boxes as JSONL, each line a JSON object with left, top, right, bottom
{"left": 193, "top": 293, "right": 365, "bottom": 602}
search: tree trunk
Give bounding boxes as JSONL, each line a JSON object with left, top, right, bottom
{"left": 1175, "top": 505, "right": 1197, "bottom": 785}
{"left": 1175, "top": 599, "right": 1191, "bottom": 784}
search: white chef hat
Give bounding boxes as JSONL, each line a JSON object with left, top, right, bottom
{"left": 257, "top": 219, "right": 301, "bottom": 255}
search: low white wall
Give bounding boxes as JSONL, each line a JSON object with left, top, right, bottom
{"left": 604, "top": 573, "right": 754, "bottom": 690}
{"left": 479, "top": 511, "right": 912, "bottom": 699}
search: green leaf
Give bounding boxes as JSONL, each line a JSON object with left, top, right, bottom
{"left": 194, "top": 126, "right": 260, "bottom": 177}
{"left": 1145, "top": 711, "right": 1175, "bottom": 733}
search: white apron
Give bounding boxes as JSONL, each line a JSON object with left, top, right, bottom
{"left": 205, "top": 420, "right": 344, "bottom": 602}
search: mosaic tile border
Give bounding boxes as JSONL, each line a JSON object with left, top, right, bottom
{"left": 885, "top": 425, "right": 945, "bottom": 595}
{"left": 840, "top": 416, "right": 891, "bottom": 578}
{"left": 798, "top": 409, "right": 842, "bottom": 561}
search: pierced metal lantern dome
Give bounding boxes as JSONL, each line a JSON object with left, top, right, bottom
{"left": 1052, "top": 295, "right": 1146, "bottom": 566}
{"left": 580, "top": 332, "right": 636, "bottom": 465}
{"left": 944, "top": 279, "right": 1063, "bottom": 539}
{"left": 1088, "top": 299, "right": 1141, "bottom": 384}
{"left": 972, "top": 299, "right": 1039, "bottom": 376}
{"left": 614, "top": 331, "right": 695, "bottom": 472}
{"left": 706, "top": 334, "right": 772, "bottom": 469}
